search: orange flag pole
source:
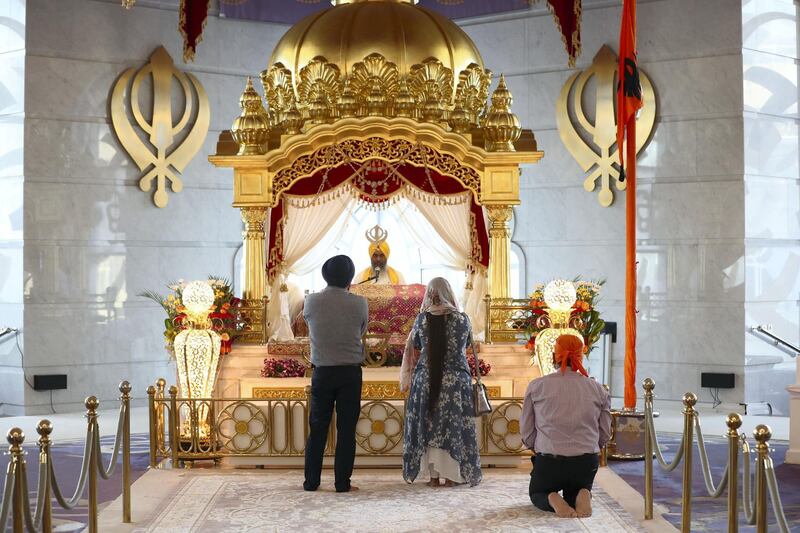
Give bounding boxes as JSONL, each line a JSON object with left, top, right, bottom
{"left": 623, "top": 116, "right": 637, "bottom": 409}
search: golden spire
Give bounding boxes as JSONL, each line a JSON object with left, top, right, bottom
{"left": 230, "top": 77, "right": 270, "bottom": 155}
{"left": 484, "top": 74, "right": 521, "bottom": 152}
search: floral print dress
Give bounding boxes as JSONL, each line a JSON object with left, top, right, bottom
{"left": 402, "top": 311, "right": 482, "bottom": 486}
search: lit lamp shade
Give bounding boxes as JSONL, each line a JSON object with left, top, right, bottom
{"left": 534, "top": 279, "right": 583, "bottom": 375}
{"left": 181, "top": 280, "right": 216, "bottom": 323}
{"left": 173, "top": 328, "right": 221, "bottom": 401}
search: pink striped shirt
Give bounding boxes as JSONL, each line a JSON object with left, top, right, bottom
{"left": 520, "top": 370, "right": 612, "bottom": 456}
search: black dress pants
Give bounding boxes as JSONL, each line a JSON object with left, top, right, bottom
{"left": 529, "top": 453, "right": 599, "bottom": 512}
{"left": 303, "top": 365, "right": 362, "bottom": 492}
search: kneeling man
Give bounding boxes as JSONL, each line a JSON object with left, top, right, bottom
{"left": 303, "top": 255, "right": 369, "bottom": 493}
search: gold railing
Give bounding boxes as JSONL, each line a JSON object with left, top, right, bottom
{"left": 0, "top": 381, "right": 132, "bottom": 533}
{"left": 483, "top": 294, "right": 532, "bottom": 344}
{"left": 643, "top": 378, "right": 791, "bottom": 533}
{"left": 148, "top": 381, "right": 529, "bottom": 467}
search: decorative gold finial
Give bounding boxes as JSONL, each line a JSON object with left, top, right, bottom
{"left": 338, "top": 77, "right": 358, "bottom": 118}
{"left": 231, "top": 77, "right": 270, "bottom": 155}
{"left": 156, "top": 377, "right": 166, "bottom": 390}
{"left": 282, "top": 103, "right": 305, "bottom": 135}
{"left": 7, "top": 427, "right": 24, "bottom": 449}
{"left": 753, "top": 424, "right": 772, "bottom": 445}
{"left": 168, "top": 385, "right": 179, "bottom": 397}
{"left": 682, "top": 392, "right": 697, "bottom": 410}
{"left": 37, "top": 419, "right": 53, "bottom": 439}
{"left": 85, "top": 395, "right": 100, "bottom": 415}
{"left": 726, "top": 413, "right": 742, "bottom": 432}
{"left": 394, "top": 78, "right": 415, "bottom": 118}
{"left": 643, "top": 377, "right": 655, "bottom": 393}
{"left": 448, "top": 102, "right": 471, "bottom": 134}
{"left": 119, "top": 380, "right": 132, "bottom": 396}
{"left": 484, "top": 74, "right": 521, "bottom": 152}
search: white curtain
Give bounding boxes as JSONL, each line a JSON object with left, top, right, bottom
{"left": 401, "top": 192, "right": 488, "bottom": 335}
{"left": 268, "top": 193, "right": 356, "bottom": 340}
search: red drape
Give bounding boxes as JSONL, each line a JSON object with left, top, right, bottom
{"left": 179, "top": 0, "right": 210, "bottom": 62}
{"left": 545, "top": 0, "right": 582, "bottom": 67}
{"left": 617, "top": 0, "right": 642, "bottom": 410}
{"left": 267, "top": 163, "right": 489, "bottom": 282}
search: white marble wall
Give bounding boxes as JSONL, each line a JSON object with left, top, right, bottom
{"left": 741, "top": 0, "right": 799, "bottom": 415}
{"left": 461, "top": 0, "right": 750, "bottom": 405}
{"left": 0, "top": 0, "right": 25, "bottom": 408}
{"left": 10, "top": 0, "right": 286, "bottom": 414}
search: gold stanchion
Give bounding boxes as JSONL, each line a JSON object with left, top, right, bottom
{"left": 754, "top": 424, "right": 771, "bottom": 533}
{"left": 86, "top": 396, "right": 99, "bottom": 533}
{"left": 168, "top": 386, "right": 179, "bottom": 467}
{"left": 643, "top": 378, "right": 655, "bottom": 520}
{"left": 156, "top": 378, "right": 166, "bottom": 454}
{"left": 120, "top": 381, "right": 132, "bottom": 523}
{"left": 147, "top": 385, "right": 157, "bottom": 468}
{"left": 726, "top": 413, "right": 741, "bottom": 533}
{"left": 484, "top": 294, "right": 492, "bottom": 344}
{"left": 681, "top": 392, "right": 697, "bottom": 533}
{"left": 8, "top": 427, "right": 24, "bottom": 533}
{"left": 37, "top": 420, "right": 53, "bottom": 532}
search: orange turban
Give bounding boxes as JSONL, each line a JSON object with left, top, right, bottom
{"left": 369, "top": 240, "right": 390, "bottom": 258}
{"left": 554, "top": 334, "right": 588, "bottom": 377}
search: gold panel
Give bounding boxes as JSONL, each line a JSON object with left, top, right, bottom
{"left": 239, "top": 173, "right": 264, "bottom": 196}
{"left": 481, "top": 166, "right": 520, "bottom": 205}
{"left": 253, "top": 388, "right": 308, "bottom": 399}
{"left": 557, "top": 45, "right": 656, "bottom": 207}
{"left": 110, "top": 46, "right": 210, "bottom": 208}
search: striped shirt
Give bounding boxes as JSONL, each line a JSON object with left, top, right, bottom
{"left": 520, "top": 370, "right": 612, "bottom": 456}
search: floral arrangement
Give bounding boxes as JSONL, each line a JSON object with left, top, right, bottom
{"left": 525, "top": 279, "right": 606, "bottom": 355}
{"left": 139, "top": 277, "right": 241, "bottom": 358}
{"left": 261, "top": 358, "right": 308, "bottom": 378}
{"left": 467, "top": 354, "right": 492, "bottom": 377}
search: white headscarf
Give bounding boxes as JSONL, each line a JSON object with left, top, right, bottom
{"left": 420, "top": 277, "right": 460, "bottom": 316}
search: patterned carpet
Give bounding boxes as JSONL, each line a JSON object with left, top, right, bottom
{"left": 609, "top": 433, "right": 800, "bottom": 532}
{"left": 136, "top": 470, "right": 646, "bottom": 532}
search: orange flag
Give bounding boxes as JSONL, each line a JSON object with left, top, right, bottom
{"left": 617, "top": 0, "right": 642, "bottom": 410}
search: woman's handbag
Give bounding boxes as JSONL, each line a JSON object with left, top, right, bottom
{"left": 469, "top": 339, "right": 492, "bottom": 416}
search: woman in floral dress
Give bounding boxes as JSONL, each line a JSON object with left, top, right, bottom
{"left": 400, "top": 277, "right": 482, "bottom": 487}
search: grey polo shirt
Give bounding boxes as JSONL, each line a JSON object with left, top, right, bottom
{"left": 303, "top": 286, "right": 369, "bottom": 367}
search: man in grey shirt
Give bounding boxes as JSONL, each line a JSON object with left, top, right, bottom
{"left": 303, "top": 255, "right": 368, "bottom": 493}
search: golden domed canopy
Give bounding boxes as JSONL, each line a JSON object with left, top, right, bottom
{"left": 269, "top": 0, "right": 485, "bottom": 91}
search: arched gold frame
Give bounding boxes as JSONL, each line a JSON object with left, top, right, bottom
{"left": 210, "top": 116, "right": 542, "bottom": 305}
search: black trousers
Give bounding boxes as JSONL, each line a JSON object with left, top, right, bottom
{"left": 529, "top": 453, "right": 599, "bottom": 512}
{"left": 303, "top": 365, "right": 362, "bottom": 492}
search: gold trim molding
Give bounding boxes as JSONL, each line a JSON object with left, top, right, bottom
{"left": 252, "top": 381, "right": 502, "bottom": 400}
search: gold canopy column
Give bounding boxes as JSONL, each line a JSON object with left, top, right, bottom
{"left": 486, "top": 205, "right": 513, "bottom": 298}
{"left": 483, "top": 75, "right": 522, "bottom": 300}
{"left": 241, "top": 207, "right": 267, "bottom": 300}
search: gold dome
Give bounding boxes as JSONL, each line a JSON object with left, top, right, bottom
{"left": 269, "top": 0, "right": 484, "bottom": 87}
{"left": 260, "top": 0, "right": 497, "bottom": 137}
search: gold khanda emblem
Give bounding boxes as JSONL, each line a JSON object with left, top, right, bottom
{"left": 111, "top": 47, "right": 210, "bottom": 208}
{"left": 557, "top": 45, "right": 656, "bottom": 207}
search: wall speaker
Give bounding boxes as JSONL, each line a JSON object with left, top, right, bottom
{"left": 701, "top": 372, "right": 735, "bottom": 389}
{"left": 33, "top": 374, "right": 67, "bottom": 391}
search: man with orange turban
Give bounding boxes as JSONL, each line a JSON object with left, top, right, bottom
{"left": 520, "top": 334, "right": 611, "bottom": 519}
{"left": 353, "top": 226, "right": 406, "bottom": 285}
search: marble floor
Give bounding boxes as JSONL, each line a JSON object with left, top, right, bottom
{"left": 98, "top": 466, "right": 677, "bottom": 532}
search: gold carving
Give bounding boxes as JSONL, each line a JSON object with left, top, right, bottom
{"left": 231, "top": 78, "right": 270, "bottom": 155}
{"left": 486, "top": 206, "right": 513, "bottom": 299}
{"left": 557, "top": 45, "right": 656, "bottom": 207}
{"left": 261, "top": 62, "right": 297, "bottom": 130}
{"left": 252, "top": 388, "right": 308, "bottom": 399}
{"left": 484, "top": 75, "right": 521, "bottom": 152}
{"left": 455, "top": 63, "right": 492, "bottom": 127}
{"left": 297, "top": 56, "right": 342, "bottom": 124}
{"left": 110, "top": 46, "right": 210, "bottom": 207}
{"left": 350, "top": 53, "right": 400, "bottom": 117}
{"left": 408, "top": 58, "right": 454, "bottom": 123}
{"left": 272, "top": 138, "right": 481, "bottom": 199}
